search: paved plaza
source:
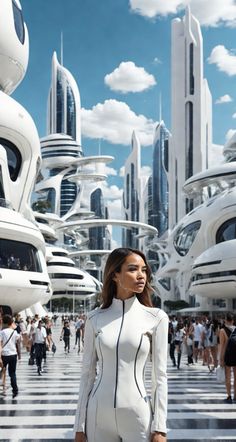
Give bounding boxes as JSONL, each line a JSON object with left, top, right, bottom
{"left": 0, "top": 324, "right": 236, "bottom": 441}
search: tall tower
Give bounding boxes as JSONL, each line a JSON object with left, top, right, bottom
{"left": 152, "top": 121, "right": 170, "bottom": 236}
{"left": 37, "top": 52, "right": 84, "bottom": 220}
{"left": 169, "top": 6, "right": 212, "bottom": 228}
{"left": 122, "top": 131, "right": 141, "bottom": 248}
{"left": 47, "top": 51, "right": 82, "bottom": 146}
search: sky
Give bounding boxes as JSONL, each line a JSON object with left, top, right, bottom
{"left": 14, "top": 0, "right": 236, "bottom": 228}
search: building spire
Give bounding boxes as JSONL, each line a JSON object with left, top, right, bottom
{"left": 60, "top": 31, "right": 63, "bottom": 66}
{"left": 159, "top": 92, "right": 162, "bottom": 123}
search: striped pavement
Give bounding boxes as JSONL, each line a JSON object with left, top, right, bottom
{"left": 0, "top": 324, "right": 235, "bottom": 441}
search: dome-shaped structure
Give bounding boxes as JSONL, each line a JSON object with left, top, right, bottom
{"left": 0, "top": 0, "right": 29, "bottom": 94}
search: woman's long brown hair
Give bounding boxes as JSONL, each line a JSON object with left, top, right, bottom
{"left": 100, "top": 247, "right": 153, "bottom": 309}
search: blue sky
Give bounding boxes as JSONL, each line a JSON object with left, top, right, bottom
{"left": 14, "top": 0, "right": 236, "bottom": 222}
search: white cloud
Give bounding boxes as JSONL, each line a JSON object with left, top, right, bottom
{"left": 81, "top": 99, "right": 156, "bottom": 146}
{"left": 189, "top": 0, "right": 236, "bottom": 27}
{"left": 129, "top": 0, "right": 182, "bottom": 18}
{"left": 215, "top": 94, "right": 233, "bottom": 104}
{"left": 140, "top": 165, "right": 152, "bottom": 177}
{"left": 208, "top": 45, "right": 236, "bottom": 76}
{"left": 104, "top": 61, "right": 156, "bottom": 93}
{"left": 129, "top": 0, "right": 236, "bottom": 27}
{"left": 106, "top": 198, "right": 122, "bottom": 219}
{"left": 119, "top": 166, "right": 125, "bottom": 177}
{"left": 84, "top": 163, "right": 117, "bottom": 176}
{"left": 232, "top": 113, "right": 236, "bottom": 119}
{"left": 208, "top": 143, "right": 224, "bottom": 167}
{"left": 226, "top": 129, "right": 236, "bottom": 142}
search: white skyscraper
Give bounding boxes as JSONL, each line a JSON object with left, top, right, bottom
{"left": 47, "top": 51, "right": 82, "bottom": 146}
{"left": 169, "top": 6, "right": 212, "bottom": 228}
{"left": 122, "top": 131, "right": 141, "bottom": 248}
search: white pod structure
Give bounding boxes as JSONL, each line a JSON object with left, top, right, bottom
{"left": 0, "top": 0, "right": 29, "bottom": 94}
{"left": 0, "top": 0, "right": 52, "bottom": 315}
{"left": 0, "top": 91, "right": 41, "bottom": 219}
{"left": 191, "top": 240, "right": 236, "bottom": 299}
{"left": 0, "top": 208, "right": 51, "bottom": 314}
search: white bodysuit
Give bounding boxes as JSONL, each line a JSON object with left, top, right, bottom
{"left": 74, "top": 295, "right": 168, "bottom": 442}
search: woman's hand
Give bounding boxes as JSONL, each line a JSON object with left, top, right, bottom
{"left": 74, "top": 431, "right": 87, "bottom": 442}
{"left": 150, "top": 431, "right": 167, "bottom": 442}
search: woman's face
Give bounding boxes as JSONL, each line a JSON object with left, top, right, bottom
{"left": 113, "top": 253, "right": 147, "bottom": 299}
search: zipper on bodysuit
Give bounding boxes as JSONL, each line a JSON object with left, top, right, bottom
{"left": 114, "top": 300, "right": 125, "bottom": 408}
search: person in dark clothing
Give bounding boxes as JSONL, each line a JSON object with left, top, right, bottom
{"left": 0, "top": 315, "right": 21, "bottom": 397}
{"left": 60, "top": 321, "right": 71, "bottom": 353}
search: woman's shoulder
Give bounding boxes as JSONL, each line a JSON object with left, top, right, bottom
{"left": 86, "top": 306, "right": 106, "bottom": 320}
{"left": 141, "top": 305, "right": 168, "bottom": 322}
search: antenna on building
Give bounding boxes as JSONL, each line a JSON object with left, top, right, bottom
{"left": 60, "top": 32, "right": 64, "bottom": 66}
{"left": 159, "top": 92, "right": 162, "bottom": 123}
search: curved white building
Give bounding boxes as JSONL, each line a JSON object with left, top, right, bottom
{"left": 46, "top": 246, "right": 101, "bottom": 312}
{"left": 0, "top": 0, "right": 29, "bottom": 95}
{"left": 0, "top": 0, "right": 51, "bottom": 315}
{"left": 157, "top": 162, "right": 236, "bottom": 311}
{"left": 191, "top": 240, "right": 236, "bottom": 302}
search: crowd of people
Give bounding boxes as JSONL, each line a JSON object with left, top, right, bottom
{"left": 168, "top": 312, "right": 236, "bottom": 402}
{"left": 0, "top": 311, "right": 86, "bottom": 396}
{"left": 0, "top": 308, "right": 235, "bottom": 403}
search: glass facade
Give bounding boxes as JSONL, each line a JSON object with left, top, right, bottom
{"left": 189, "top": 43, "right": 194, "bottom": 95}
{"left": 60, "top": 174, "right": 77, "bottom": 217}
{"left": 67, "top": 85, "right": 76, "bottom": 140}
{"left": 0, "top": 167, "right": 5, "bottom": 200}
{"left": 56, "top": 71, "right": 64, "bottom": 134}
{"left": 174, "top": 220, "right": 201, "bottom": 256}
{"left": 152, "top": 123, "right": 169, "bottom": 236}
{"left": 0, "top": 138, "right": 22, "bottom": 182}
{"left": 12, "top": 0, "right": 25, "bottom": 44}
{"left": 89, "top": 188, "right": 106, "bottom": 251}
{"left": 216, "top": 218, "right": 236, "bottom": 243}
{"left": 0, "top": 238, "right": 42, "bottom": 272}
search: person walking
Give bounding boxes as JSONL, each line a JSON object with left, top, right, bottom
{"left": 74, "top": 316, "right": 84, "bottom": 353}
{"left": 219, "top": 313, "right": 236, "bottom": 403}
{"left": 74, "top": 247, "right": 168, "bottom": 442}
{"left": 33, "top": 320, "right": 47, "bottom": 376}
{"left": 0, "top": 314, "right": 21, "bottom": 398}
{"left": 60, "top": 320, "right": 71, "bottom": 353}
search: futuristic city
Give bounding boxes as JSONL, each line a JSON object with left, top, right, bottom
{"left": 0, "top": 1, "right": 236, "bottom": 441}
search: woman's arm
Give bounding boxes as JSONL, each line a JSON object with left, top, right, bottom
{"left": 219, "top": 328, "right": 227, "bottom": 367}
{"left": 74, "top": 316, "right": 97, "bottom": 437}
{"left": 151, "top": 311, "right": 169, "bottom": 437}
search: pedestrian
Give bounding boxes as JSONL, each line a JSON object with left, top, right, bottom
{"left": 0, "top": 314, "right": 21, "bottom": 398}
{"left": 74, "top": 247, "right": 168, "bottom": 442}
{"left": 219, "top": 313, "right": 236, "bottom": 403}
{"left": 74, "top": 316, "right": 84, "bottom": 353}
{"left": 193, "top": 318, "right": 203, "bottom": 363}
{"left": 174, "top": 321, "right": 185, "bottom": 369}
{"left": 33, "top": 320, "right": 47, "bottom": 375}
{"left": 60, "top": 320, "right": 71, "bottom": 353}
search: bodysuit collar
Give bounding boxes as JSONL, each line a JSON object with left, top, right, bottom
{"left": 112, "top": 295, "right": 138, "bottom": 311}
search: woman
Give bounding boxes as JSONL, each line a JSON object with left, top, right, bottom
{"left": 174, "top": 321, "right": 185, "bottom": 369}
{"left": 74, "top": 247, "right": 168, "bottom": 442}
{"left": 219, "top": 313, "right": 236, "bottom": 403}
{"left": 60, "top": 320, "right": 71, "bottom": 353}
